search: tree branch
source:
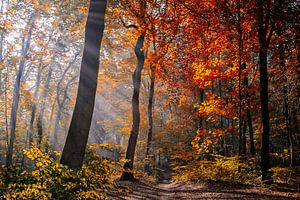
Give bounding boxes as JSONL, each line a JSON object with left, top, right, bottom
{"left": 176, "top": 0, "right": 210, "bottom": 27}
{"left": 119, "top": 17, "right": 138, "bottom": 29}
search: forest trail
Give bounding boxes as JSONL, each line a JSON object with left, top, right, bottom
{"left": 108, "top": 180, "right": 299, "bottom": 200}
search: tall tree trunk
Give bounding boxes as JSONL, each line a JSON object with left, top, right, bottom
{"left": 259, "top": 37, "right": 271, "bottom": 183}
{"left": 121, "top": 35, "right": 145, "bottom": 180}
{"left": 280, "top": 43, "right": 294, "bottom": 166}
{"left": 0, "top": 0, "right": 8, "bottom": 93}
{"left": 0, "top": 0, "right": 8, "bottom": 164}
{"left": 244, "top": 75, "right": 255, "bottom": 156}
{"left": 53, "top": 53, "right": 79, "bottom": 150}
{"left": 28, "top": 31, "right": 53, "bottom": 147}
{"left": 257, "top": 0, "right": 274, "bottom": 183}
{"left": 6, "top": 15, "right": 35, "bottom": 165}
{"left": 60, "top": 0, "right": 107, "bottom": 168}
{"left": 218, "top": 79, "right": 225, "bottom": 155}
{"left": 37, "top": 67, "right": 53, "bottom": 146}
{"left": 145, "top": 66, "right": 155, "bottom": 172}
{"left": 198, "top": 88, "right": 204, "bottom": 129}
{"left": 53, "top": 75, "right": 77, "bottom": 151}
{"left": 237, "top": 0, "right": 244, "bottom": 159}
{"left": 242, "top": 118, "right": 247, "bottom": 156}
{"left": 53, "top": 106, "right": 62, "bottom": 151}
{"left": 27, "top": 65, "right": 41, "bottom": 146}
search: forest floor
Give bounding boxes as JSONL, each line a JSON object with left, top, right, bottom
{"left": 108, "top": 179, "right": 300, "bottom": 200}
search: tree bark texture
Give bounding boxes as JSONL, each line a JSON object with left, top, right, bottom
{"left": 37, "top": 67, "right": 53, "bottom": 146}
{"left": 121, "top": 35, "right": 145, "bottom": 180}
{"left": 145, "top": 66, "right": 155, "bottom": 172}
{"left": 257, "top": 0, "right": 273, "bottom": 183}
{"left": 60, "top": 0, "right": 107, "bottom": 168}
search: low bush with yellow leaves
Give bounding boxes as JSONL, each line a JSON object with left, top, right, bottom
{"left": 0, "top": 145, "right": 125, "bottom": 199}
{"left": 172, "top": 155, "right": 261, "bottom": 184}
{"left": 271, "top": 166, "right": 300, "bottom": 188}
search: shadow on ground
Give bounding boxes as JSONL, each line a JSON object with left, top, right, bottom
{"left": 108, "top": 179, "right": 299, "bottom": 200}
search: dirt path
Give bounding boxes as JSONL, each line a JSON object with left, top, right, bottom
{"left": 108, "top": 180, "right": 299, "bottom": 200}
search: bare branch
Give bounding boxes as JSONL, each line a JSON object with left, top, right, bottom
{"left": 119, "top": 17, "right": 138, "bottom": 29}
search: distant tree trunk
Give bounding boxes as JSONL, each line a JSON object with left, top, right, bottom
{"left": 279, "top": 43, "right": 294, "bottom": 166}
{"left": 44, "top": 102, "right": 56, "bottom": 151}
{"left": 6, "top": 15, "right": 35, "bottom": 165}
{"left": 53, "top": 53, "right": 79, "bottom": 151}
{"left": 0, "top": 0, "right": 7, "bottom": 164}
{"left": 257, "top": 0, "right": 274, "bottom": 183}
{"left": 60, "top": 0, "right": 107, "bottom": 168}
{"left": 53, "top": 76, "right": 77, "bottom": 151}
{"left": 237, "top": 0, "right": 244, "bottom": 159}
{"left": 217, "top": 79, "right": 226, "bottom": 155}
{"left": 27, "top": 65, "right": 41, "bottom": 146}
{"left": 4, "top": 61, "right": 9, "bottom": 161}
{"left": 145, "top": 66, "right": 155, "bottom": 172}
{"left": 242, "top": 118, "right": 247, "bottom": 156}
{"left": 0, "top": 0, "right": 8, "bottom": 92}
{"left": 28, "top": 32, "right": 53, "bottom": 147}
{"left": 37, "top": 67, "right": 53, "bottom": 146}
{"left": 244, "top": 75, "right": 255, "bottom": 156}
{"left": 121, "top": 35, "right": 145, "bottom": 181}
{"left": 198, "top": 88, "right": 204, "bottom": 129}
{"left": 53, "top": 106, "right": 62, "bottom": 151}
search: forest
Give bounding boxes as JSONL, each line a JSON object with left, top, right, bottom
{"left": 0, "top": 0, "right": 299, "bottom": 199}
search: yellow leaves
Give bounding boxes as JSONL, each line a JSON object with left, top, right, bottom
{"left": 24, "top": 147, "right": 43, "bottom": 160}
{"left": 32, "top": 170, "right": 39, "bottom": 176}
{"left": 52, "top": 19, "right": 60, "bottom": 29}
{"left": 191, "top": 129, "right": 207, "bottom": 150}
{"left": 5, "top": 183, "right": 51, "bottom": 200}
{"left": 197, "top": 93, "right": 225, "bottom": 121}
{"left": 77, "top": 5, "right": 88, "bottom": 15}
{"left": 1, "top": 147, "right": 123, "bottom": 199}
{"left": 76, "top": 190, "right": 104, "bottom": 200}
{"left": 172, "top": 155, "right": 259, "bottom": 183}
{"left": 87, "top": 143, "right": 122, "bottom": 150}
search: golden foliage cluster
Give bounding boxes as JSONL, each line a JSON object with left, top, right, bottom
{"left": 0, "top": 146, "right": 126, "bottom": 199}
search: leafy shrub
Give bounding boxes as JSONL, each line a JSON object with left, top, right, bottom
{"left": 0, "top": 146, "right": 124, "bottom": 199}
{"left": 172, "top": 155, "right": 261, "bottom": 184}
{"left": 271, "top": 166, "right": 300, "bottom": 187}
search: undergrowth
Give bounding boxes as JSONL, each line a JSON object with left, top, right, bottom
{"left": 0, "top": 145, "right": 125, "bottom": 199}
{"left": 172, "top": 154, "right": 299, "bottom": 189}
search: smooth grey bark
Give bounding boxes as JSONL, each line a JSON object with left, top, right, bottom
{"left": 60, "top": 0, "right": 107, "bottom": 168}
{"left": 27, "top": 65, "right": 41, "bottom": 146}
{"left": 53, "top": 75, "right": 77, "bottom": 151}
{"left": 121, "top": 35, "right": 145, "bottom": 180}
{"left": 145, "top": 66, "right": 155, "bottom": 172}
{"left": 6, "top": 14, "right": 35, "bottom": 165}
{"left": 28, "top": 31, "right": 53, "bottom": 147}
{"left": 53, "top": 53, "right": 79, "bottom": 150}
{"left": 37, "top": 67, "right": 52, "bottom": 146}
